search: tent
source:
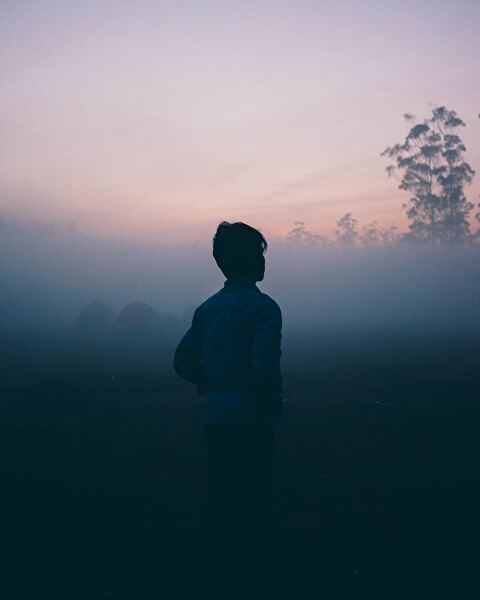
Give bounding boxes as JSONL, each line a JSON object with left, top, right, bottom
{"left": 112, "top": 302, "right": 163, "bottom": 335}
{"left": 74, "top": 300, "right": 114, "bottom": 331}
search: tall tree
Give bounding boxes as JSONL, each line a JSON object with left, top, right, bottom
{"left": 379, "top": 223, "right": 398, "bottom": 244}
{"left": 286, "top": 221, "right": 330, "bottom": 247}
{"left": 382, "top": 107, "right": 475, "bottom": 243}
{"left": 476, "top": 201, "right": 480, "bottom": 243}
{"left": 335, "top": 213, "right": 358, "bottom": 246}
{"left": 361, "top": 221, "right": 380, "bottom": 246}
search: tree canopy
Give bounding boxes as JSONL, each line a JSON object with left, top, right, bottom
{"left": 382, "top": 106, "right": 475, "bottom": 244}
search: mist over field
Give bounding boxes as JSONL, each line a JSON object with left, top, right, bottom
{"left": 1, "top": 220, "right": 478, "bottom": 391}
{"left": 2, "top": 1, "right": 480, "bottom": 589}
{"left": 2, "top": 222, "right": 479, "bottom": 334}
{"left": 2, "top": 220, "right": 479, "bottom": 587}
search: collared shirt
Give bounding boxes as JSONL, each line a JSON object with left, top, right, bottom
{"left": 173, "top": 277, "right": 283, "bottom": 427}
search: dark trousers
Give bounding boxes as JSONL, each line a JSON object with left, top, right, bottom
{"left": 204, "top": 424, "right": 276, "bottom": 539}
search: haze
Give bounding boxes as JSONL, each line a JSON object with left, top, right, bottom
{"left": 2, "top": 3, "right": 480, "bottom": 581}
{"left": 1, "top": 225, "right": 479, "bottom": 340}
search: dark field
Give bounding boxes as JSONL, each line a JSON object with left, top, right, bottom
{"left": 2, "top": 327, "right": 479, "bottom": 595}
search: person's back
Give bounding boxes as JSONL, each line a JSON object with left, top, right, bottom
{"left": 173, "top": 221, "right": 283, "bottom": 537}
{"left": 176, "top": 277, "right": 282, "bottom": 425}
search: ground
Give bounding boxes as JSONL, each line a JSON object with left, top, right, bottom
{"left": 1, "top": 328, "right": 479, "bottom": 596}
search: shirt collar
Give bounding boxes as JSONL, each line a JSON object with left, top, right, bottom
{"left": 224, "top": 277, "right": 259, "bottom": 290}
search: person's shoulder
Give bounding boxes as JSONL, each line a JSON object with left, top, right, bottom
{"left": 197, "top": 288, "right": 224, "bottom": 310}
{"left": 257, "top": 291, "right": 282, "bottom": 316}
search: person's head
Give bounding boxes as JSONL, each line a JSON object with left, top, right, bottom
{"left": 213, "top": 221, "right": 267, "bottom": 282}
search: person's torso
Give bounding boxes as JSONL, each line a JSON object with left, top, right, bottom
{"left": 197, "top": 280, "right": 280, "bottom": 426}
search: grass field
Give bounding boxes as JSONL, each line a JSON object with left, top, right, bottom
{"left": 1, "top": 327, "right": 479, "bottom": 595}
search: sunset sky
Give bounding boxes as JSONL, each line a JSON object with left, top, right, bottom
{"left": 1, "top": 0, "right": 479, "bottom": 242}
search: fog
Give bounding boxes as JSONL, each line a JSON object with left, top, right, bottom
{"left": 2, "top": 221, "right": 479, "bottom": 576}
{"left": 1, "top": 221, "right": 479, "bottom": 337}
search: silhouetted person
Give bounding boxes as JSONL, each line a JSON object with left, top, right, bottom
{"left": 173, "top": 221, "right": 283, "bottom": 541}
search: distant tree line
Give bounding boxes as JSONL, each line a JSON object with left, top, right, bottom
{"left": 285, "top": 217, "right": 398, "bottom": 248}
{"left": 286, "top": 106, "right": 479, "bottom": 247}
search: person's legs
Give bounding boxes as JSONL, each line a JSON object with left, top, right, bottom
{"left": 243, "top": 427, "right": 275, "bottom": 535}
{"left": 204, "top": 425, "right": 276, "bottom": 540}
{"left": 204, "top": 425, "right": 232, "bottom": 528}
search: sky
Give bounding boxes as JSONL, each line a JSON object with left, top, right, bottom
{"left": 1, "top": 0, "right": 479, "bottom": 243}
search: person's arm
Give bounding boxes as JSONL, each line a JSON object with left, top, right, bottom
{"left": 173, "top": 307, "right": 205, "bottom": 395}
{"left": 250, "top": 300, "right": 283, "bottom": 399}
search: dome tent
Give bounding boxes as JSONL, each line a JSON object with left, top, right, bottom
{"left": 112, "top": 302, "right": 164, "bottom": 335}
{"left": 74, "top": 300, "right": 115, "bottom": 332}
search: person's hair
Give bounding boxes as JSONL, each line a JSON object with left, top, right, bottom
{"left": 212, "top": 221, "right": 268, "bottom": 279}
